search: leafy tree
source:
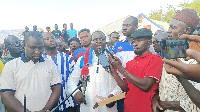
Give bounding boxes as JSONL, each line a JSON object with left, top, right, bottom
{"left": 148, "top": 7, "right": 163, "bottom": 21}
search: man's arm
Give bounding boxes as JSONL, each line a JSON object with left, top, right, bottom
{"left": 177, "top": 76, "right": 200, "bottom": 109}
{"left": 1, "top": 91, "right": 30, "bottom": 112}
{"left": 43, "top": 85, "right": 61, "bottom": 110}
{"left": 118, "top": 67, "right": 156, "bottom": 92}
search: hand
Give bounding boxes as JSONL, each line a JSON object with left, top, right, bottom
{"left": 74, "top": 91, "right": 86, "bottom": 105}
{"left": 162, "top": 58, "right": 183, "bottom": 76}
{"left": 107, "top": 54, "right": 122, "bottom": 69}
{"left": 163, "top": 49, "right": 200, "bottom": 82}
{"left": 106, "top": 94, "right": 116, "bottom": 108}
{"left": 151, "top": 97, "right": 163, "bottom": 112}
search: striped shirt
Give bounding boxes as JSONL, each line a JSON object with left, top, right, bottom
{"left": 43, "top": 51, "right": 76, "bottom": 111}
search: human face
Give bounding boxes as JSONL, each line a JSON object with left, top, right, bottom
{"left": 43, "top": 33, "right": 57, "bottom": 50}
{"left": 7, "top": 37, "right": 23, "bottom": 54}
{"left": 153, "top": 32, "right": 168, "bottom": 53}
{"left": 70, "top": 23, "right": 73, "bottom": 29}
{"left": 63, "top": 25, "right": 67, "bottom": 29}
{"left": 133, "top": 38, "right": 151, "bottom": 56}
{"left": 110, "top": 33, "right": 119, "bottom": 45}
{"left": 54, "top": 25, "right": 58, "bottom": 30}
{"left": 79, "top": 31, "right": 91, "bottom": 48}
{"left": 70, "top": 41, "right": 80, "bottom": 53}
{"left": 92, "top": 32, "right": 106, "bottom": 53}
{"left": 56, "top": 42, "right": 63, "bottom": 52}
{"left": 168, "top": 19, "right": 187, "bottom": 39}
{"left": 122, "top": 17, "right": 137, "bottom": 37}
{"left": 24, "top": 37, "right": 44, "bottom": 63}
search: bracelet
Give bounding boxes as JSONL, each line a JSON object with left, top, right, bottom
{"left": 42, "top": 107, "right": 50, "bottom": 112}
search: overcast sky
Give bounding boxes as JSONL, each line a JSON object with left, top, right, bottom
{"left": 0, "top": 0, "right": 193, "bottom": 31}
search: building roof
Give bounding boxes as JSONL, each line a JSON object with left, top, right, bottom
{"left": 94, "top": 13, "right": 169, "bottom": 36}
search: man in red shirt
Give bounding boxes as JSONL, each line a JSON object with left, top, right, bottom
{"left": 109, "top": 28, "right": 163, "bottom": 112}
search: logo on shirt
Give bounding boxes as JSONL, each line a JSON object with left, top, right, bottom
{"left": 117, "top": 46, "right": 123, "bottom": 51}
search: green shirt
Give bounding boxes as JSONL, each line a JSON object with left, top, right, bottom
{"left": 1, "top": 54, "right": 15, "bottom": 64}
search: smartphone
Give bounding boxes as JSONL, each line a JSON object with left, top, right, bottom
{"left": 105, "top": 49, "right": 115, "bottom": 59}
{"left": 160, "top": 39, "right": 189, "bottom": 59}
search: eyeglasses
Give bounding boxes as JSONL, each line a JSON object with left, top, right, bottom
{"left": 6, "top": 40, "right": 22, "bottom": 47}
{"left": 153, "top": 40, "right": 160, "bottom": 45}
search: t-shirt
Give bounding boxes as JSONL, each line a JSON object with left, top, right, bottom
{"left": 62, "top": 29, "right": 69, "bottom": 43}
{"left": 124, "top": 52, "right": 163, "bottom": 112}
{"left": 52, "top": 30, "right": 62, "bottom": 38}
{"left": 73, "top": 47, "right": 87, "bottom": 62}
{"left": 0, "top": 54, "right": 62, "bottom": 111}
{"left": 67, "top": 29, "right": 77, "bottom": 38}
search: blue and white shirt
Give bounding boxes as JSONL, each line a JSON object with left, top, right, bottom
{"left": 43, "top": 51, "right": 76, "bottom": 111}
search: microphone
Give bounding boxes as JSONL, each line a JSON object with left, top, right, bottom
{"left": 81, "top": 66, "right": 90, "bottom": 99}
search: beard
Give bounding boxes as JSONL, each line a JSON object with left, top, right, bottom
{"left": 83, "top": 42, "right": 91, "bottom": 47}
{"left": 134, "top": 50, "right": 143, "bottom": 56}
{"left": 45, "top": 45, "right": 57, "bottom": 50}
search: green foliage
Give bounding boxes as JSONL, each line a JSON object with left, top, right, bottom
{"left": 148, "top": 0, "right": 200, "bottom": 23}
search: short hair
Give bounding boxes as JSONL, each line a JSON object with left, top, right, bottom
{"left": 129, "top": 16, "right": 138, "bottom": 26}
{"left": 4, "top": 35, "right": 18, "bottom": 46}
{"left": 63, "top": 23, "right": 67, "bottom": 27}
{"left": 46, "top": 26, "right": 50, "bottom": 29}
{"left": 78, "top": 28, "right": 90, "bottom": 35}
{"left": 55, "top": 24, "right": 58, "bottom": 26}
{"left": 68, "top": 37, "right": 81, "bottom": 46}
{"left": 24, "top": 31, "right": 44, "bottom": 43}
{"left": 91, "top": 31, "right": 106, "bottom": 39}
{"left": 110, "top": 31, "right": 119, "bottom": 37}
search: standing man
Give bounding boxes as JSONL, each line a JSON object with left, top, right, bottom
{"left": 67, "top": 31, "right": 121, "bottom": 112}
{"left": 1, "top": 35, "right": 23, "bottom": 64}
{"left": 67, "top": 23, "right": 77, "bottom": 38}
{"left": 109, "top": 31, "right": 120, "bottom": 49}
{"left": 42, "top": 32, "right": 77, "bottom": 112}
{"left": 61, "top": 23, "right": 70, "bottom": 43}
{"left": 52, "top": 24, "right": 62, "bottom": 39}
{"left": 109, "top": 28, "right": 163, "bottom": 112}
{"left": 0, "top": 31, "right": 61, "bottom": 112}
{"left": 152, "top": 9, "right": 200, "bottom": 112}
{"left": 46, "top": 26, "right": 51, "bottom": 32}
{"left": 22, "top": 26, "right": 29, "bottom": 37}
{"left": 73, "top": 28, "right": 91, "bottom": 62}
{"left": 152, "top": 32, "right": 168, "bottom": 54}
{"left": 112, "top": 16, "right": 138, "bottom": 112}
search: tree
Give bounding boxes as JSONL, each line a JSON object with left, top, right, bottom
{"left": 148, "top": 7, "right": 163, "bottom": 21}
{"left": 148, "top": 0, "right": 200, "bottom": 23}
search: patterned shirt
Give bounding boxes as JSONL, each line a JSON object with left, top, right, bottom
{"left": 43, "top": 51, "right": 76, "bottom": 111}
{"left": 159, "top": 59, "right": 200, "bottom": 112}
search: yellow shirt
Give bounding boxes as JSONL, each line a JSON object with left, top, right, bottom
{"left": 0, "top": 60, "right": 4, "bottom": 75}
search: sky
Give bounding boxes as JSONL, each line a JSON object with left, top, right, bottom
{"left": 0, "top": 0, "right": 194, "bottom": 32}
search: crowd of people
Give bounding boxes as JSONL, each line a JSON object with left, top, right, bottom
{"left": 0, "top": 8, "right": 200, "bottom": 112}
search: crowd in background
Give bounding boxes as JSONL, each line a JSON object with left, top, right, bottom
{"left": 0, "top": 8, "right": 200, "bottom": 112}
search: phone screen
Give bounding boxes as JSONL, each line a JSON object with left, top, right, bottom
{"left": 160, "top": 39, "right": 189, "bottom": 59}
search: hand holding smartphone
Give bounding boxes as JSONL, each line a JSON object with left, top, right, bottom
{"left": 160, "top": 39, "right": 189, "bottom": 59}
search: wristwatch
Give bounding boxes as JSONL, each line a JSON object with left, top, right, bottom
{"left": 42, "top": 107, "right": 50, "bottom": 112}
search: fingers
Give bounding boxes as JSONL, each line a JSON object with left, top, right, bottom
{"left": 164, "top": 63, "right": 182, "bottom": 76}
{"left": 186, "top": 49, "right": 200, "bottom": 63}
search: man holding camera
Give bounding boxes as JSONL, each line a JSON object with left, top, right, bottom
{"left": 152, "top": 9, "right": 200, "bottom": 112}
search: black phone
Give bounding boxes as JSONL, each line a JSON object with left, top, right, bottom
{"left": 160, "top": 39, "right": 189, "bottom": 59}
{"left": 105, "top": 49, "right": 115, "bottom": 60}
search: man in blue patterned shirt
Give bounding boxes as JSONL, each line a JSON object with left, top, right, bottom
{"left": 42, "top": 32, "right": 77, "bottom": 112}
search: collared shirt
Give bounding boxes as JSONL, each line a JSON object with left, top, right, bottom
{"left": 125, "top": 52, "right": 163, "bottom": 112}
{"left": 67, "top": 51, "right": 121, "bottom": 112}
{"left": 43, "top": 51, "right": 76, "bottom": 110}
{"left": 73, "top": 47, "right": 87, "bottom": 62}
{"left": 0, "top": 54, "right": 61, "bottom": 111}
{"left": 1, "top": 53, "right": 15, "bottom": 64}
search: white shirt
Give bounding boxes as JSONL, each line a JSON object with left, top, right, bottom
{"left": 0, "top": 56, "right": 61, "bottom": 111}
{"left": 67, "top": 51, "right": 121, "bottom": 112}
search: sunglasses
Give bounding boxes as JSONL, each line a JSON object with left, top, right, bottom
{"left": 153, "top": 40, "right": 160, "bottom": 45}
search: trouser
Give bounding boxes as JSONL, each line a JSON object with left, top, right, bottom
{"left": 117, "top": 98, "right": 124, "bottom": 112}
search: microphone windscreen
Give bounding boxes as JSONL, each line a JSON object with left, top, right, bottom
{"left": 81, "top": 66, "right": 89, "bottom": 76}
